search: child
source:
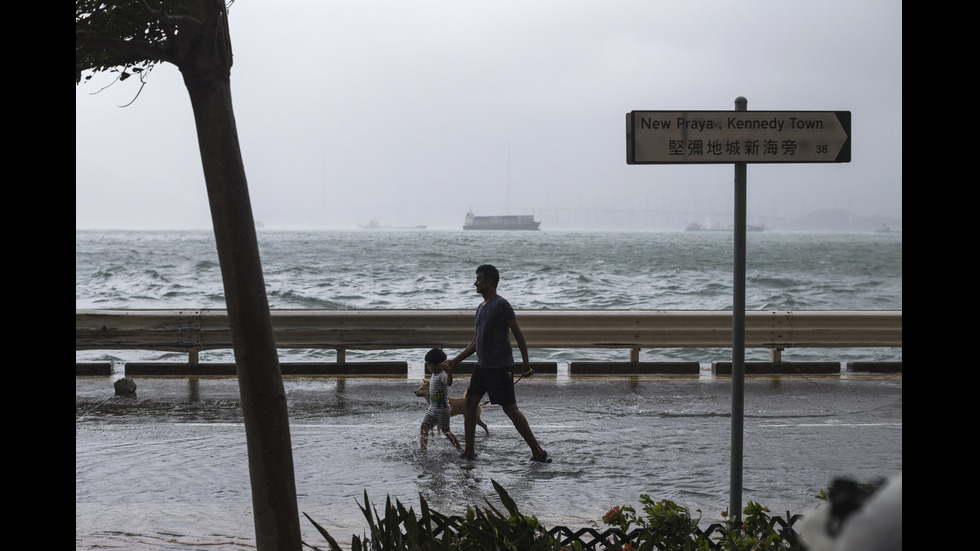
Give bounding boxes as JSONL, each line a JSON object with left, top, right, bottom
{"left": 419, "top": 348, "right": 462, "bottom": 451}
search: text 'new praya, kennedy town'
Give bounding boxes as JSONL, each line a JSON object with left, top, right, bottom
{"left": 639, "top": 116, "right": 827, "bottom": 132}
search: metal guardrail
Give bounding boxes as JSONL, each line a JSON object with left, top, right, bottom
{"left": 76, "top": 309, "right": 901, "bottom": 363}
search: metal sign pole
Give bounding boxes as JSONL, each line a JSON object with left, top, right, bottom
{"left": 625, "top": 98, "right": 851, "bottom": 531}
{"left": 729, "top": 96, "right": 747, "bottom": 528}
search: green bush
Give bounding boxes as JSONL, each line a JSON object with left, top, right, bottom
{"left": 597, "top": 497, "right": 795, "bottom": 551}
{"left": 303, "top": 480, "right": 803, "bottom": 551}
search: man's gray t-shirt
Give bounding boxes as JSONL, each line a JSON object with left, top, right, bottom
{"left": 475, "top": 295, "right": 516, "bottom": 369}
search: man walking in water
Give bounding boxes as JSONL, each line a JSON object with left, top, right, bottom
{"left": 442, "top": 264, "right": 550, "bottom": 462}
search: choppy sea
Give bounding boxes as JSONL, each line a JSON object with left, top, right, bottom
{"left": 76, "top": 228, "right": 902, "bottom": 364}
{"left": 76, "top": 229, "right": 902, "bottom": 550}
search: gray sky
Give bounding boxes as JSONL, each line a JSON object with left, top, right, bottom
{"left": 76, "top": 0, "right": 902, "bottom": 231}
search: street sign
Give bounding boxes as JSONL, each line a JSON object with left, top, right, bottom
{"left": 626, "top": 110, "right": 850, "bottom": 164}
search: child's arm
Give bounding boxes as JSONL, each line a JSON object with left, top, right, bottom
{"left": 444, "top": 363, "right": 453, "bottom": 386}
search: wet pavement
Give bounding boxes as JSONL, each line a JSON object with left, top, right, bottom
{"left": 76, "top": 370, "right": 902, "bottom": 550}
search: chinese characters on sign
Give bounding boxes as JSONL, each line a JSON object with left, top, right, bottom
{"left": 626, "top": 111, "right": 850, "bottom": 164}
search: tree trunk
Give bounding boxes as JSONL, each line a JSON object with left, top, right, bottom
{"left": 77, "top": 1, "right": 302, "bottom": 547}
{"left": 180, "top": 63, "right": 302, "bottom": 551}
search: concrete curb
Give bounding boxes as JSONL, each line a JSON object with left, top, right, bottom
{"left": 711, "top": 361, "right": 842, "bottom": 374}
{"left": 569, "top": 362, "right": 700, "bottom": 375}
{"left": 122, "top": 361, "right": 408, "bottom": 376}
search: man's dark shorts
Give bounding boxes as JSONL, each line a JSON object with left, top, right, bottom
{"left": 467, "top": 365, "right": 516, "bottom": 407}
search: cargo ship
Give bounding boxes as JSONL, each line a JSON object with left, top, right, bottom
{"left": 463, "top": 210, "right": 541, "bottom": 231}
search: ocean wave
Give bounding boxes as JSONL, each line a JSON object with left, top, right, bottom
{"left": 268, "top": 289, "right": 348, "bottom": 308}
{"left": 193, "top": 259, "right": 220, "bottom": 270}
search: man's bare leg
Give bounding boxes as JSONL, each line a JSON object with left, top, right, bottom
{"left": 461, "top": 392, "right": 480, "bottom": 458}
{"left": 502, "top": 403, "right": 547, "bottom": 460}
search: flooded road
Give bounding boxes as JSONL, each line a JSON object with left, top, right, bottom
{"left": 76, "top": 371, "right": 902, "bottom": 550}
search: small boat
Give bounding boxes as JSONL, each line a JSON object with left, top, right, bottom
{"left": 685, "top": 222, "right": 728, "bottom": 232}
{"left": 873, "top": 224, "right": 892, "bottom": 233}
{"left": 463, "top": 211, "right": 540, "bottom": 231}
{"left": 361, "top": 219, "right": 426, "bottom": 230}
{"left": 686, "top": 222, "right": 765, "bottom": 232}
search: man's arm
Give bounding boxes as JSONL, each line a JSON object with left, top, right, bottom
{"left": 445, "top": 335, "right": 476, "bottom": 370}
{"left": 507, "top": 318, "right": 530, "bottom": 370}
